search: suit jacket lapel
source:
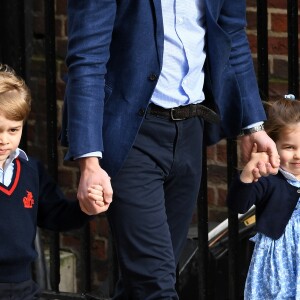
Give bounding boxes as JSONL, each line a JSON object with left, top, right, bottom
{"left": 204, "top": 0, "right": 222, "bottom": 20}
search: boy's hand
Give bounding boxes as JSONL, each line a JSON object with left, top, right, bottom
{"left": 77, "top": 157, "right": 113, "bottom": 215}
{"left": 86, "top": 184, "right": 111, "bottom": 214}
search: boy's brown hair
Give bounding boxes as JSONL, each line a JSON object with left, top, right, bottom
{"left": 0, "top": 64, "right": 31, "bottom": 122}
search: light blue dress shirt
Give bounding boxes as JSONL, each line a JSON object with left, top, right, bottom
{"left": 151, "top": 0, "right": 206, "bottom": 108}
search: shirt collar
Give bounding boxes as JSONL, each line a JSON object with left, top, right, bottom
{"left": 3, "top": 148, "right": 28, "bottom": 170}
{"left": 279, "top": 167, "right": 300, "bottom": 182}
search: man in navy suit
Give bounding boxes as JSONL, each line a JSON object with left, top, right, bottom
{"left": 61, "top": 1, "right": 279, "bottom": 299}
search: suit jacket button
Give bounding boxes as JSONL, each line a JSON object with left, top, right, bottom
{"left": 148, "top": 73, "right": 158, "bottom": 81}
{"left": 138, "top": 108, "right": 145, "bottom": 116}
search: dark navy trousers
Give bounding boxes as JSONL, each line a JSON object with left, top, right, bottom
{"left": 108, "top": 111, "right": 204, "bottom": 300}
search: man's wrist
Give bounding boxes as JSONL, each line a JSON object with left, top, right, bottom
{"left": 78, "top": 157, "right": 100, "bottom": 171}
{"left": 239, "top": 124, "right": 265, "bottom": 136}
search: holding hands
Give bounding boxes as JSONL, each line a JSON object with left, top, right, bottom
{"left": 240, "top": 130, "right": 280, "bottom": 176}
{"left": 78, "top": 157, "right": 113, "bottom": 215}
{"left": 86, "top": 184, "right": 110, "bottom": 213}
{"left": 240, "top": 143, "right": 280, "bottom": 183}
{"left": 79, "top": 183, "right": 111, "bottom": 215}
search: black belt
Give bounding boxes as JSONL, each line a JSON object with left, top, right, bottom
{"left": 148, "top": 103, "right": 220, "bottom": 123}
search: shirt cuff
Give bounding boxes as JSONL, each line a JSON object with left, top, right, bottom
{"left": 74, "top": 151, "right": 102, "bottom": 160}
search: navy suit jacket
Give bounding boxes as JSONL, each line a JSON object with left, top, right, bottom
{"left": 227, "top": 172, "right": 300, "bottom": 240}
{"left": 61, "top": 0, "right": 266, "bottom": 177}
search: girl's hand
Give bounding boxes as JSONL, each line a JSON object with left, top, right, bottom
{"left": 240, "top": 130, "right": 280, "bottom": 175}
{"left": 241, "top": 143, "right": 278, "bottom": 183}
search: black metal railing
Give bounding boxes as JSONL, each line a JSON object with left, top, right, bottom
{"left": 0, "top": 1, "right": 298, "bottom": 299}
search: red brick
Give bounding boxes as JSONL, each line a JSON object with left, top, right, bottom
{"left": 247, "top": 34, "right": 258, "bottom": 53}
{"left": 207, "top": 165, "right": 227, "bottom": 185}
{"left": 55, "top": 18, "right": 64, "bottom": 37}
{"left": 91, "top": 238, "right": 107, "bottom": 261}
{"left": 216, "top": 143, "right": 227, "bottom": 165}
{"left": 268, "top": 0, "right": 287, "bottom": 9}
{"left": 216, "top": 188, "right": 228, "bottom": 207}
{"left": 269, "top": 81, "right": 289, "bottom": 97}
{"left": 246, "top": 0, "right": 256, "bottom": 8}
{"left": 207, "top": 187, "right": 217, "bottom": 206}
{"left": 56, "top": 80, "right": 66, "bottom": 100}
{"left": 56, "top": 38, "right": 68, "bottom": 59}
{"left": 268, "top": 36, "right": 288, "bottom": 55}
{"left": 246, "top": 11, "right": 257, "bottom": 30}
{"left": 271, "top": 13, "right": 287, "bottom": 32}
{"left": 56, "top": 0, "right": 67, "bottom": 15}
{"left": 273, "top": 58, "right": 288, "bottom": 79}
{"left": 207, "top": 145, "right": 216, "bottom": 161}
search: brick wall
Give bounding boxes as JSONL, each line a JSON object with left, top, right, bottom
{"left": 28, "top": 0, "right": 298, "bottom": 289}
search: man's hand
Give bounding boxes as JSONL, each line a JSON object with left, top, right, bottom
{"left": 77, "top": 157, "right": 113, "bottom": 215}
{"left": 240, "top": 143, "right": 278, "bottom": 183}
{"left": 239, "top": 130, "right": 280, "bottom": 175}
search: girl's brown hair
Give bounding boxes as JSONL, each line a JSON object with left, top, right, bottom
{"left": 264, "top": 97, "right": 300, "bottom": 142}
{"left": 0, "top": 64, "right": 31, "bottom": 121}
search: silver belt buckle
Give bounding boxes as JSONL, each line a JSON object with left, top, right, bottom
{"left": 170, "top": 108, "right": 186, "bottom": 121}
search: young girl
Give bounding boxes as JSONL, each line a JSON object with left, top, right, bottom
{"left": 227, "top": 95, "right": 300, "bottom": 299}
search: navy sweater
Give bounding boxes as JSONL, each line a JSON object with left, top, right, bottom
{"left": 0, "top": 157, "right": 90, "bottom": 283}
{"left": 227, "top": 172, "right": 300, "bottom": 240}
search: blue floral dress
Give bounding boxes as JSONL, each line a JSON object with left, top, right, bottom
{"left": 245, "top": 169, "right": 300, "bottom": 300}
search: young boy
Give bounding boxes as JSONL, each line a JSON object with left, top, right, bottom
{"left": 0, "top": 64, "right": 110, "bottom": 299}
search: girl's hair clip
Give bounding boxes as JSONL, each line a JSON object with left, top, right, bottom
{"left": 284, "top": 94, "right": 296, "bottom": 100}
